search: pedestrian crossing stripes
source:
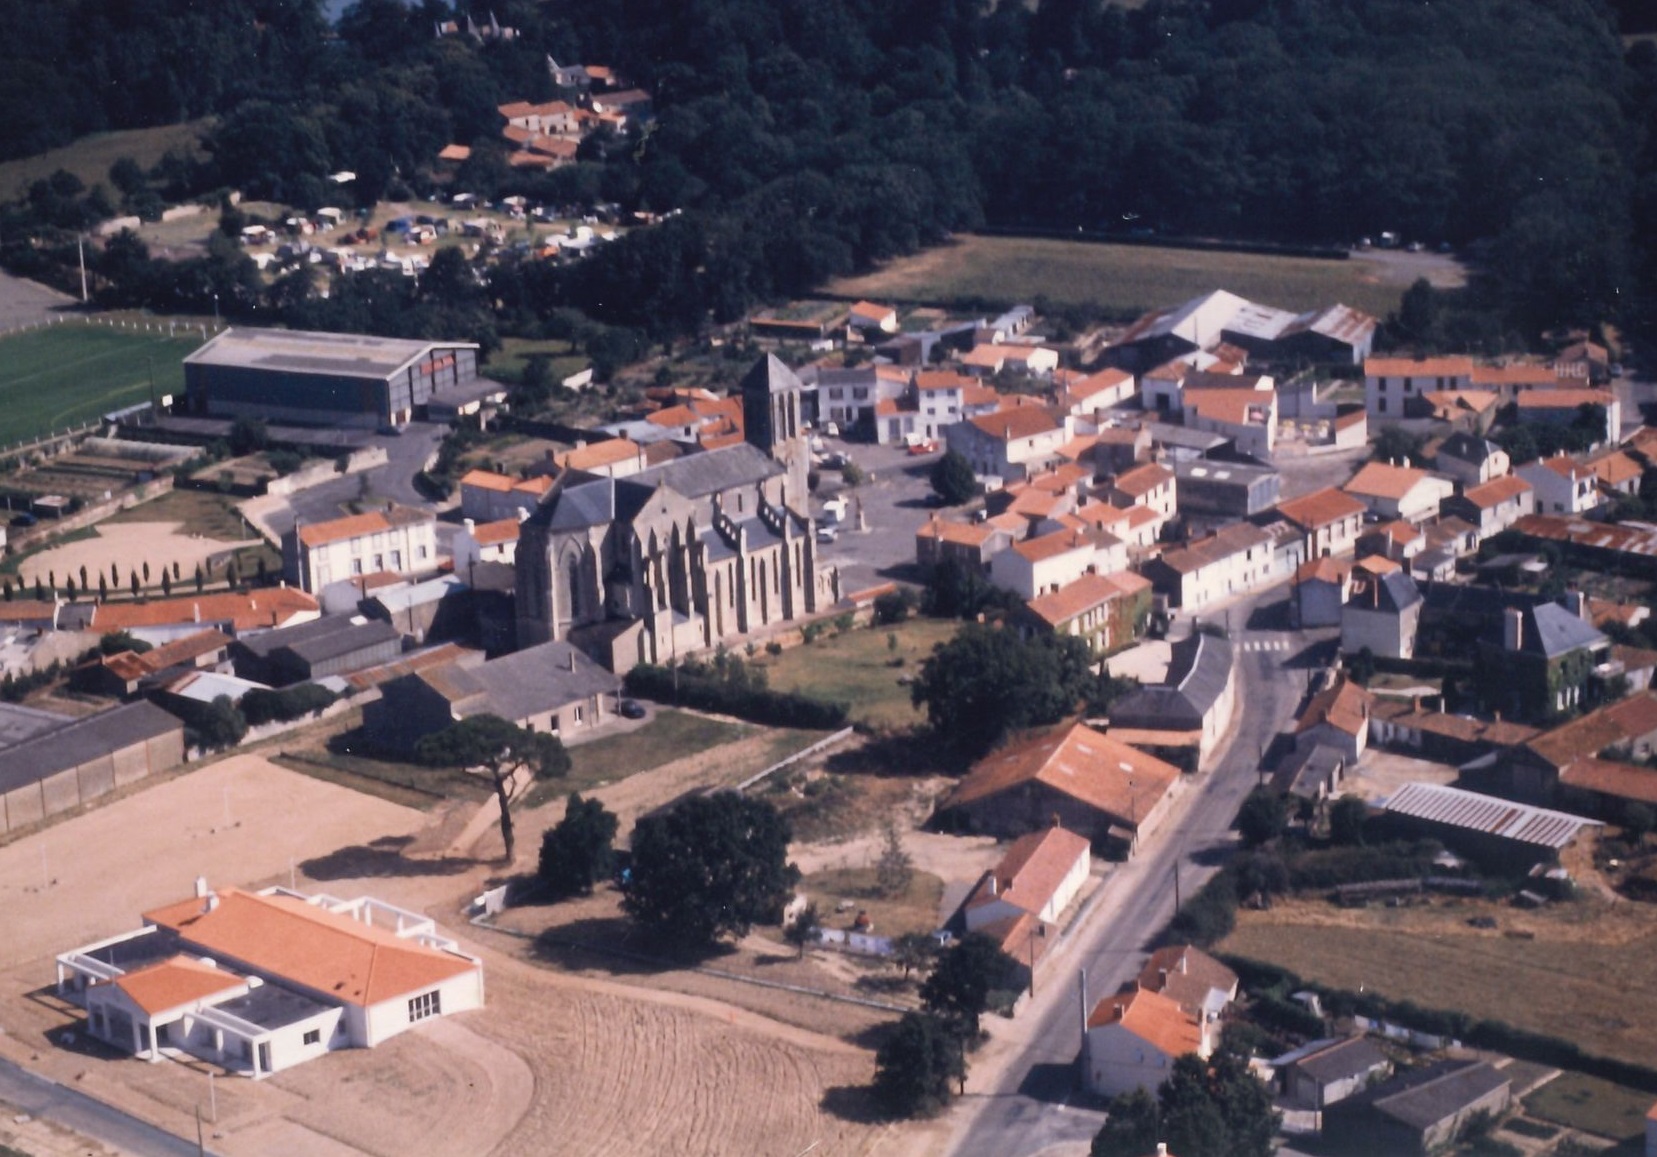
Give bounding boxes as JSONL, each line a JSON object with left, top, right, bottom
{"left": 1241, "top": 639, "right": 1290, "bottom": 653}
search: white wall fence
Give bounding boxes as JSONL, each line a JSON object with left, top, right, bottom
{"left": 813, "top": 928, "right": 894, "bottom": 958}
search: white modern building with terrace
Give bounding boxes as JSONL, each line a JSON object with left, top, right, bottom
{"left": 55, "top": 881, "right": 483, "bottom": 1078}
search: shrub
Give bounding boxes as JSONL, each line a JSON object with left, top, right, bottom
{"left": 240, "top": 683, "right": 338, "bottom": 725}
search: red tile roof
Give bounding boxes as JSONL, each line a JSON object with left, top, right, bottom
{"left": 1365, "top": 356, "right": 1475, "bottom": 378}
{"left": 1024, "top": 572, "right": 1148, "bottom": 628}
{"left": 1277, "top": 486, "right": 1366, "bottom": 530}
{"left": 144, "top": 887, "right": 476, "bottom": 1008}
{"left": 948, "top": 722, "right": 1179, "bottom": 829}
{"left": 297, "top": 505, "right": 430, "bottom": 549}
{"left": 1345, "top": 462, "right": 1432, "bottom": 502}
{"left": 1086, "top": 986, "right": 1203, "bottom": 1058}
{"left": 967, "top": 407, "right": 1062, "bottom": 442}
{"left": 1461, "top": 474, "right": 1532, "bottom": 509}
{"left": 964, "top": 826, "right": 1090, "bottom": 918}
{"left": 93, "top": 589, "right": 319, "bottom": 633}
{"left": 113, "top": 954, "right": 243, "bottom": 1016}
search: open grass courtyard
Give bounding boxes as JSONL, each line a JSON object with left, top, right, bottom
{"left": 760, "top": 616, "right": 959, "bottom": 730}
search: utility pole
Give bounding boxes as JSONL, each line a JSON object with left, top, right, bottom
{"left": 77, "top": 234, "right": 88, "bottom": 303}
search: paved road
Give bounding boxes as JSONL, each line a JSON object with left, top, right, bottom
{"left": 0, "top": 1055, "right": 213, "bottom": 1156}
{"left": 950, "top": 583, "right": 1327, "bottom": 1157}
{"left": 258, "top": 421, "right": 448, "bottom": 539}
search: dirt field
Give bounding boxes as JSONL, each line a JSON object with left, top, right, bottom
{"left": 1219, "top": 892, "right": 1657, "bottom": 1069}
{"left": 14, "top": 521, "right": 258, "bottom": 589}
{"left": 0, "top": 736, "right": 936, "bottom": 1156}
{"left": 0, "top": 271, "right": 72, "bottom": 333}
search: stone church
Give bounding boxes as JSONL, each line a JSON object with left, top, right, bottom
{"left": 515, "top": 355, "right": 837, "bottom": 671}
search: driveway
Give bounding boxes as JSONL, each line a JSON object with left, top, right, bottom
{"left": 254, "top": 421, "right": 447, "bottom": 539}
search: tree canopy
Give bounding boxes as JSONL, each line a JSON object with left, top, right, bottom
{"left": 911, "top": 623, "right": 1093, "bottom": 757}
{"left": 919, "top": 931, "right": 1019, "bottom": 1038}
{"left": 416, "top": 714, "right": 570, "bottom": 864}
{"left": 621, "top": 792, "right": 800, "bottom": 950}
{"left": 929, "top": 450, "right": 979, "bottom": 506}
{"left": 538, "top": 792, "right": 620, "bottom": 898}
{"left": 872, "top": 1011, "right": 967, "bottom": 1119}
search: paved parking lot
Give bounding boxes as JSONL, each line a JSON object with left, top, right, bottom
{"left": 810, "top": 437, "right": 944, "bottom": 592}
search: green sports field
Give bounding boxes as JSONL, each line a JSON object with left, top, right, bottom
{"left": 0, "top": 322, "right": 204, "bottom": 446}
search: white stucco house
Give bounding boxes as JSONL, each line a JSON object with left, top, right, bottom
{"left": 284, "top": 504, "right": 439, "bottom": 593}
{"left": 56, "top": 882, "right": 484, "bottom": 1079}
{"left": 1085, "top": 985, "right": 1214, "bottom": 1098}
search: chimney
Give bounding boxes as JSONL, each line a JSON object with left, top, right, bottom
{"left": 1158, "top": 1146, "right": 1169, "bottom": 1157}
{"left": 1503, "top": 606, "right": 1524, "bottom": 651}
{"left": 464, "top": 518, "right": 475, "bottom": 535}
{"left": 203, "top": 892, "right": 220, "bottom": 914}
{"left": 988, "top": 874, "right": 998, "bottom": 896}
{"left": 567, "top": 648, "right": 576, "bottom": 671}
{"left": 1565, "top": 588, "right": 1588, "bottom": 620}
{"left": 194, "top": 876, "right": 209, "bottom": 898}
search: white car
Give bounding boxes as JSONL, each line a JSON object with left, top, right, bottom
{"left": 816, "top": 526, "right": 838, "bottom": 544}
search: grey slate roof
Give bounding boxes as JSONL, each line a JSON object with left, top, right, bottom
{"left": 629, "top": 442, "right": 781, "bottom": 499}
{"left": 742, "top": 353, "right": 805, "bottom": 396}
{"left": 1288, "top": 1035, "right": 1390, "bottom": 1086}
{"left": 426, "top": 641, "right": 621, "bottom": 723}
{"left": 1368, "top": 1061, "right": 1509, "bottom": 1131}
{"left": 1375, "top": 570, "right": 1423, "bottom": 614}
{"left": 236, "top": 614, "right": 400, "bottom": 664}
{"left": 1437, "top": 432, "right": 1501, "bottom": 467}
{"left": 0, "top": 701, "right": 181, "bottom": 795}
{"left": 545, "top": 477, "right": 620, "bottom": 531}
{"left": 1274, "top": 742, "right": 1346, "bottom": 799}
{"left": 0, "top": 702, "right": 74, "bottom": 747}
{"left": 1109, "top": 632, "right": 1235, "bottom": 730}
{"left": 1526, "top": 602, "right": 1607, "bottom": 659}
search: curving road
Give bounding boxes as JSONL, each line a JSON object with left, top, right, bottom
{"left": 950, "top": 582, "right": 1327, "bottom": 1156}
{"left": 0, "top": 1055, "right": 215, "bottom": 1156}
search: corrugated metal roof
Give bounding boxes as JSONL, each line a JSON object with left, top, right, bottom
{"left": 1382, "top": 782, "right": 1599, "bottom": 848}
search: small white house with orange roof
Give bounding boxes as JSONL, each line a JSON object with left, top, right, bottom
{"left": 945, "top": 406, "right": 1070, "bottom": 482}
{"left": 1107, "top": 462, "right": 1177, "bottom": 521}
{"left": 1517, "top": 453, "right": 1603, "bottom": 517}
{"left": 1085, "top": 984, "right": 1214, "bottom": 1098}
{"left": 1342, "top": 462, "right": 1453, "bottom": 525}
{"left": 1058, "top": 368, "right": 1136, "bottom": 419}
{"left": 57, "top": 881, "right": 483, "bottom": 1078}
{"left": 961, "top": 342, "right": 1060, "bottom": 378}
{"left": 961, "top": 825, "right": 1091, "bottom": 934}
{"left": 553, "top": 437, "right": 648, "bottom": 478}
{"left": 453, "top": 515, "right": 524, "bottom": 575}
{"left": 991, "top": 527, "right": 1126, "bottom": 599}
{"left": 846, "top": 300, "right": 899, "bottom": 335}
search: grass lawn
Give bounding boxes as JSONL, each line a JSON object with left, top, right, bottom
{"left": 0, "top": 121, "right": 207, "bottom": 201}
{"left": 761, "top": 617, "right": 958, "bottom": 729}
{"left": 0, "top": 322, "right": 204, "bottom": 445}
{"left": 563, "top": 708, "right": 747, "bottom": 792}
{"left": 1220, "top": 902, "right": 1657, "bottom": 1069}
{"left": 481, "top": 336, "right": 589, "bottom": 386}
{"left": 1525, "top": 1072, "right": 1655, "bottom": 1141}
{"left": 801, "top": 865, "right": 946, "bottom": 939}
{"left": 827, "top": 234, "right": 1422, "bottom": 318}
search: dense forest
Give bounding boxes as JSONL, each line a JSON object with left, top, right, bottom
{"left": 3, "top": 0, "right": 1656, "bottom": 351}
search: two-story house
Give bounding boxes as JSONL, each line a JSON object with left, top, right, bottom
{"left": 1517, "top": 454, "right": 1603, "bottom": 517}
{"left": 1364, "top": 355, "right": 1474, "bottom": 420}
{"left": 945, "top": 407, "right": 1070, "bottom": 483}
{"left": 1342, "top": 462, "right": 1454, "bottom": 525}
{"left": 1276, "top": 487, "right": 1367, "bottom": 559}
{"left": 1443, "top": 474, "right": 1535, "bottom": 538}
{"left": 285, "top": 505, "right": 438, "bottom": 593}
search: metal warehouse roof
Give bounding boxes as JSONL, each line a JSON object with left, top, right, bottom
{"left": 1382, "top": 782, "right": 1599, "bottom": 849}
{"left": 185, "top": 327, "right": 478, "bottom": 381}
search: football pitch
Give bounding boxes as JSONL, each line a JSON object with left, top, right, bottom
{"left": 0, "top": 321, "right": 204, "bottom": 446}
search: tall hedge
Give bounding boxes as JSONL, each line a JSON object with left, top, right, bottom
{"left": 624, "top": 664, "right": 848, "bottom": 730}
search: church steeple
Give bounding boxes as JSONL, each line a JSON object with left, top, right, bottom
{"left": 741, "top": 354, "right": 809, "bottom": 503}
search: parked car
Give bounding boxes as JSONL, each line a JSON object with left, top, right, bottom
{"left": 822, "top": 451, "right": 851, "bottom": 469}
{"left": 619, "top": 699, "right": 647, "bottom": 720}
{"left": 906, "top": 438, "right": 939, "bottom": 456}
{"left": 9, "top": 512, "right": 36, "bottom": 528}
{"left": 816, "top": 526, "right": 838, "bottom": 544}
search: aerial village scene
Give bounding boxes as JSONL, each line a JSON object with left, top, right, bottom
{"left": 0, "top": 1, "right": 1655, "bottom": 1156}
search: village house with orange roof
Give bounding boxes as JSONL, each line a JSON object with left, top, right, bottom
{"left": 459, "top": 467, "right": 557, "bottom": 522}
{"left": 283, "top": 504, "right": 438, "bottom": 594}
{"left": 1181, "top": 386, "right": 1278, "bottom": 458}
{"left": 1364, "top": 355, "right": 1475, "bottom": 420}
{"left": 1057, "top": 367, "right": 1137, "bottom": 419}
{"left": 915, "top": 515, "right": 1017, "bottom": 572}
{"left": 89, "top": 588, "right": 321, "bottom": 645}
{"left": 1342, "top": 461, "right": 1454, "bottom": 525}
{"left": 846, "top": 300, "right": 899, "bottom": 335}
{"left": 1514, "top": 387, "right": 1621, "bottom": 446}
{"left": 945, "top": 406, "right": 1071, "bottom": 483}
{"left": 1016, "top": 570, "right": 1153, "bottom": 656}
{"left": 939, "top": 721, "right": 1180, "bottom": 847}
{"left": 1084, "top": 983, "right": 1214, "bottom": 1098}
{"left": 553, "top": 437, "right": 649, "bottom": 478}
{"left": 1516, "top": 453, "right": 1603, "bottom": 518}
{"left": 1275, "top": 486, "right": 1367, "bottom": 559}
{"left": 1106, "top": 462, "right": 1177, "bottom": 520}
{"left": 1442, "top": 473, "right": 1535, "bottom": 538}
{"left": 56, "top": 881, "right": 483, "bottom": 1079}
{"left": 1140, "top": 521, "right": 1273, "bottom": 611}
{"left": 452, "top": 515, "right": 525, "bottom": 577}
{"left": 955, "top": 825, "right": 1092, "bottom": 978}
{"left": 960, "top": 342, "right": 1060, "bottom": 378}
{"left": 990, "top": 527, "right": 1128, "bottom": 600}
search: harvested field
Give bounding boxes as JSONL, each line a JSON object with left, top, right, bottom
{"left": 827, "top": 234, "right": 1460, "bottom": 318}
{"left": 1219, "top": 894, "right": 1657, "bottom": 1069}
